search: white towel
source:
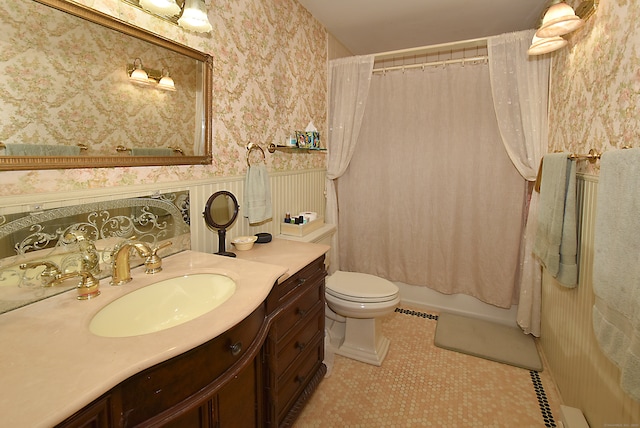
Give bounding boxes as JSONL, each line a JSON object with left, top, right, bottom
{"left": 533, "top": 153, "right": 578, "bottom": 287}
{"left": 243, "top": 163, "right": 272, "bottom": 224}
{"left": 592, "top": 148, "right": 640, "bottom": 401}
{"left": 4, "top": 143, "right": 81, "bottom": 156}
{"left": 131, "top": 147, "right": 173, "bottom": 156}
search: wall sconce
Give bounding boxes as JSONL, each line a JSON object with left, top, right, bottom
{"left": 528, "top": 0, "right": 598, "bottom": 56}
{"left": 178, "top": 0, "right": 213, "bottom": 33}
{"left": 122, "top": 0, "right": 213, "bottom": 33}
{"left": 127, "top": 59, "right": 176, "bottom": 91}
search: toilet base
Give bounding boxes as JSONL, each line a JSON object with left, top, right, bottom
{"left": 335, "top": 317, "right": 390, "bottom": 366}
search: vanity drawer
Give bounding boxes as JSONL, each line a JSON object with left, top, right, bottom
{"left": 271, "top": 279, "right": 324, "bottom": 343}
{"left": 268, "top": 256, "right": 325, "bottom": 312}
{"left": 117, "top": 304, "right": 265, "bottom": 427}
{"left": 272, "top": 305, "right": 324, "bottom": 378}
{"left": 274, "top": 336, "right": 324, "bottom": 423}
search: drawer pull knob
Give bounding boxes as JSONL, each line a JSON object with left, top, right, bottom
{"left": 297, "top": 277, "right": 307, "bottom": 285}
{"left": 229, "top": 341, "right": 243, "bottom": 356}
{"left": 297, "top": 308, "right": 307, "bottom": 317}
{"left": 295, "top": 374, "right": 306, "bottom": 384}
{"left": 295, "top": 342, "right": 306, "bottom": 351}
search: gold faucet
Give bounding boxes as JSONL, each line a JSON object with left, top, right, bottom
{"left": 19, "top": 262, "right": 99, "bottom": 300}
{"left": 110, "top": 240, "right": 152, "bottom": 285}
{"left": 19, "top": 261, "right": 62, "bottom": 278}
{"left": 143, "top": 241, "right": 172, "bottom": 274}
{"left": 65, "top": 230, "right": 100, "bottom": 275}
{"left": 49, "top": 271, "right": 100, "bottom": 300}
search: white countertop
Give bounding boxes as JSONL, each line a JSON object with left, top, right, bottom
{"left": 0, "top": 241, "right": 328, "bottom": 427}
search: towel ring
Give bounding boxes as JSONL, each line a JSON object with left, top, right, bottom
{"left": 246, "top": 142, "right": 266, "bottom": 166}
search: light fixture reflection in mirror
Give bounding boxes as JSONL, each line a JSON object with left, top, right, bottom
{"left": 127, "top": 59, "right": 177, "bottom": 91}
{"left": 139, "top": 0, "right": 181, "bottom": 17}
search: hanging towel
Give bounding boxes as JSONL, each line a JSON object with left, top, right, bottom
{"left": 592, "top": 148, "right": 640, "bottom": 401}
{"left": 244, "top": 163, "right": 272, "bottom": 224}
{"left": 533, "top": 153, "right": 578, "bottom": 287}
{"left": 4, "top": 143, "right": 81, "bottom": 156}
{"left": 131, "top": 147, "right": 173, "bottom": 156}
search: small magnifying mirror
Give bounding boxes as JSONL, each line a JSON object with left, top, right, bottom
{"left": 203, "top": 191, "right": 240, "bottom": 257}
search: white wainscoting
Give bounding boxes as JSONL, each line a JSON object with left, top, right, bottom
{"left": 189, "top": 169, "right": 327, "bottom": 253}
{"left": 540, "top": 174, "right": 640, "bottom": 427}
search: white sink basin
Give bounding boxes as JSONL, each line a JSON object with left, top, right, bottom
{"left": 89, "top": 273, "right": 236, "bottom": 337}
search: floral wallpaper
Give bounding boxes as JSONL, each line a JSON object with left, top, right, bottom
{"left": 0, "top": 0, "right": 327, "bottom": 195}
{"left": 548, "top": 0, "right": 640, "bottom": 173}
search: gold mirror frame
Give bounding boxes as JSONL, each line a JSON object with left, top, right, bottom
{"left": 0, "top": 0, "right": 213, "bottom": 171}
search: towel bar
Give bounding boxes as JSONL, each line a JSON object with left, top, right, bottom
{"left": 246, "top": 142, "right": 266, "bottom": 166}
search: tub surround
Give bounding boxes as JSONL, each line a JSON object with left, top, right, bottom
{"left": 0, "top": 242, "right": 328, "bottom": 427}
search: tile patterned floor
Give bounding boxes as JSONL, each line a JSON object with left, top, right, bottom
{"left": 294, "top": 307, "right": 562, "bottom": 427}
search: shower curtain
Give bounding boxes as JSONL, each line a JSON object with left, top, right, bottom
{"left": 337, "top": 61, "right": 527, "bottom": 308}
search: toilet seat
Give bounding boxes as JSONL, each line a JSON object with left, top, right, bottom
{"left": 326, "top": 271, "right": 399, "bottom": 303}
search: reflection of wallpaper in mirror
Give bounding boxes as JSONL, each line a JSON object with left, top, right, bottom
{"left": 0, "top": 0, "right": 199, "bottom": 156}
{"left": 0, "top": 191, "right": 191, "bottom": 313}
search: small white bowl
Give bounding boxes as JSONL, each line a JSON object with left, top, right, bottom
{"left": 232, "top": 235, "right": 257, "bottom": 251}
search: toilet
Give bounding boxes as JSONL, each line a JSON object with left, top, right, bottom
{"left": 325, "top": 270, "right": 400, "bottom": 366}
{"left": 277, "top": 224, "right": 400, "bottom": 366}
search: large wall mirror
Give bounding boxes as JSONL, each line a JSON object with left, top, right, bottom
{"left": 0, "top": 0, "right": 213, "bottom": 170}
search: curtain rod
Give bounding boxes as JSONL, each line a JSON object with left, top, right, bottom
{"left": 373, "top": 55, "right": 488, "bottom": 74}
{"left": 373, "top": 36, "right": 489, "bottom": 61}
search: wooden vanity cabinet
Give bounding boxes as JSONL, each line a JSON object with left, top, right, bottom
{"left": 58, "top": 304, "right": 266, "bottom": 428}
{"left": 58, "top": 254, "right": 328, "bottom": 428}
{"left": 264, "top": 255, "right": 327, "bottom": 427}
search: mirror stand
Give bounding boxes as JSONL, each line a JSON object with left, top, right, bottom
{"left": 216, "top": 229, "right": 236, "bottom": 258}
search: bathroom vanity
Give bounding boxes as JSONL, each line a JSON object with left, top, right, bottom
{"left": 0, "top": 240, "right": 328, "bottom": 427}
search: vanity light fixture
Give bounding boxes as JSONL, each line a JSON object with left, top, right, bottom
{"left": 536, "top": 2, "right": 584, "bottom": 38}
{"left": 127, "top": 59, "right": 177, "bottom": 91}
{"left": 158, "top": 69, "right": 176, "bottom": 91}
{"left": 178, "top": 0, "right": 213, "bottom": 33}
{"left": 138, "top": 0, "right": 181, "bottom": 17}
{"left": 527, "top": 35, "right": 568, "bottom": 55}
{"left": 129, "top": 58, "right": 150, "bottom": 83}
{"left": 528, "top": 0, "right": 598, "bottom": 56}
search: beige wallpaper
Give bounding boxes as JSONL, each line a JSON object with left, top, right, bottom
{"left": 0, "top": 0, "right": 327, "bottom": 195}
{"left": 548, "top": 0, "right": 640, "bottom": 172}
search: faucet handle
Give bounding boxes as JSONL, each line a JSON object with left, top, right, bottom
{"left": 144, "top": 241, "right": 172, "bottom": 274}
{"left": 65, "top": 230, "right": 100, "bottom": 275}
{"left": 49, "top": 271, "right": 100, "bottom": 300}
{"left": 19, "top": 261, "right": 62, "bottom": 279}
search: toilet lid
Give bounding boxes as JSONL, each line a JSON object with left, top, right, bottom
{"left": 326, "top": 271, "right": 399, "bottom": 303}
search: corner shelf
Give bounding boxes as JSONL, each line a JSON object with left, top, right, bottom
{"left": 267, "top": 143, "right": 327, "bottom": 154}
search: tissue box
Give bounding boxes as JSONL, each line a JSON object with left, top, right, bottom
{"left": 281, "top": 216, "right": 324, "bottom": 236}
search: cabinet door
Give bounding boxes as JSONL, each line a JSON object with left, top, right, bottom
{"left": 56, "top": 395, "right": 111, "bottom": 428}
{"left": 217, "top": 360, "right": 259, "bottom": 428}
{"left": 159, "top": 403, "right": 211, "bottom": 428}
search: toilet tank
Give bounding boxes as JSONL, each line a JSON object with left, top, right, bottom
{"left": 277, "top": 224, "right": 336, "bottom": 269}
